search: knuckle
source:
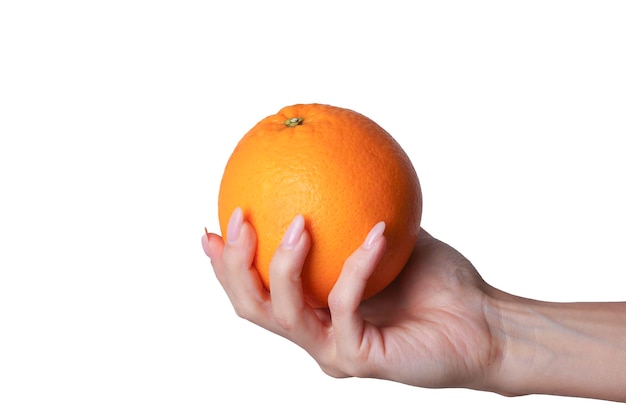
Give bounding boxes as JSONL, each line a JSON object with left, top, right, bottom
{"left": 327, "top": 291, "right": 348, "bottom": 315}
{"left": 333, "top": 343, "right": 376, "bottom": 378}
{"left": 316, "top": 351, "right": 350, "bottom": 379}
{"left": 230, "top": 296, "right": 262, "bottom": 322}
{"left": 232, "top": 303, "right": 254, "bottom": 321}
{"left": 273, "top": 311, "right": 296, "bottom": 332}
{"left": 338, "top": 355, "right": 371, "bottom": 378}
{"left": 269, "top": 252, "right": 298, "bottom": 281}
{"left": 272, "top": 303, "right": 307, "bottom": 333}
{"left": 317, "top": 348, "right": 374, "bottom": 379}
{"left": 328, "top": 278, "right": 361, "bottom": 315}
{"left": 319, "top": 363, "right": 348, "bottom": 379}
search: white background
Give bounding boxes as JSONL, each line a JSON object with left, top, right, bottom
{"left": 1, "top": 1, "right": 625, "bottom": 415}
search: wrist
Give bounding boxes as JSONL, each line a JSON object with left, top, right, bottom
{"left": 481, "top": 290, "right": 626, "bottom": 401}
{"left": 479, "top": 291, "right": 541, "bottom": 397}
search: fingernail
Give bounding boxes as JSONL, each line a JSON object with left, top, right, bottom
{"left": 227, "top": 207, "right": 243, "bottom": 244}
{"left": 281, "top": 215, "right": 305, "bottom": 249}
{"left": 201, "top": 228, "right": 211, "bottom": 258}
{"left": 363, "top": 221, "right": 385, "bottom": 249}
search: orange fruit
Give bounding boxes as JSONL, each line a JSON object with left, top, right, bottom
{"left": 218, "top": 103, "right": 422, "bottom": 308}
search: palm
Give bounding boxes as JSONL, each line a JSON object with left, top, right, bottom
{"left": 348, "top": 229, "right": 498, "bottom": 388}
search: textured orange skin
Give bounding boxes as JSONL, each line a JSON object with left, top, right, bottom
{"left": 218, "top": 104, "right": 422, "bottom": 308}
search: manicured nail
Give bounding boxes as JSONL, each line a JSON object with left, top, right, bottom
{"left": 281, "top": 215, "right": 305, "bottom": 249}
{"left": 227, "top": 207, "right": 243, "bottom": 244}
{"left": 363, "top": 221, "right": 386, "bottom": 249}
{"left": 202, "top": 228, "right": 211, "bottom": 258}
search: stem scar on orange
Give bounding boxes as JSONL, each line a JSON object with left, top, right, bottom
{"left": 217, "top": 103, "right": 422, "bottom": 308}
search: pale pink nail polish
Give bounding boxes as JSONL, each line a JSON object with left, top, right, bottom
{"left": 363, "top": 221, "right": 386, "bottom": 249}
{"left": 201, "top": 232, "right": 211, "bottom": 258}
{"left": 227, "top": 207, "right": 243, "bottom": 244}
{"left": 281, "top": 215, "right": 305, "bottom": 249}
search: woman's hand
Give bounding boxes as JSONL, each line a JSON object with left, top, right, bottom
{"left": 202, "top": 208, "right": 503, "bottom": 392}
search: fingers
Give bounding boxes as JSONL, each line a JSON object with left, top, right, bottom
{"left": 221, "top": 208, "right": 256, "bottom": 281}
{"left": 269, "top": 214, "right": 309, "bottom": 324}
{"left": 202, "top": 209, "right": 325, "bottom": 343}
{"left": 328, "top": 222, "right": 387, "bottom": 362}
{"left": 269, "top": 215, "right": 326, "bottom": 346}
{"left": 202, "top": 210, "right": 390, "bottom": 377}
{"left": 204, "top": 208, "right": 276, "bottom": 327}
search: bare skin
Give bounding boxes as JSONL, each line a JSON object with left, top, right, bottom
{"left": 202, "top": 209, "right": 626, "bottom": 402}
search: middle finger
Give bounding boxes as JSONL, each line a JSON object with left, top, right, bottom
{"left": 269, "top": 215, "right": 327, "bottom": 348}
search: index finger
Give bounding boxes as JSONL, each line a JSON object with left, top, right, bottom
{"left": 328, "top": 222, "right": 386, "bottom": 361}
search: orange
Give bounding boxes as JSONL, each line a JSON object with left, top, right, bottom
{"left": 218, "top": 103, "right": 422, "bottom": 308}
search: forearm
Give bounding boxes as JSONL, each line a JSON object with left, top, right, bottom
{"left": 486, "top": 293, "right": 626, "bottom": 402}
